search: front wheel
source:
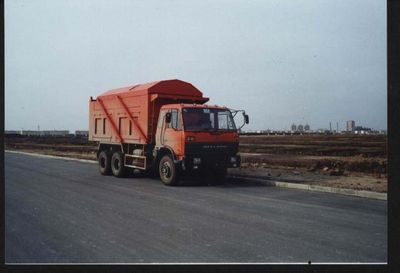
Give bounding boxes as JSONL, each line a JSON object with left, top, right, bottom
{"left": 159, "top": 155, "right": 180, "bottom": 186}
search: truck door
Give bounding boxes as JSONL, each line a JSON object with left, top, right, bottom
{"left": 155, "top": 109, "right": 183, "bottom": 156}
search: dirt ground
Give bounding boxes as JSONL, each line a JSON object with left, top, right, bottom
{"left": 5, "top": 134, "right": 387, "bottom": 192}
{"left": 229, "top": 166, "right": 387, "bottom": 193}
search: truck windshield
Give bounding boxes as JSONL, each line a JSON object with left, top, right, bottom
{"left": 182, "top": 108, "right": 236, "bottom": 132}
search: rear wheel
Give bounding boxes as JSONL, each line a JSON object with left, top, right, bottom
{"left": 98, "top": 151, "right": 112, "bottom": 175}
{"left": 159, "top": 155, "right": 180, "bottom": 186}
{"left": 111, "top": 151, "right": 126, "bottom": 177}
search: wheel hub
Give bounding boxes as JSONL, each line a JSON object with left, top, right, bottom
{"left": 161, "top": 162, "right": 171, "bottom": 178}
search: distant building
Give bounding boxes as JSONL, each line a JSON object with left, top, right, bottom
{"left": 304, "top": 124, "right": 310, "bottom": 131}
{"left": 5, "top": 130, "right": 22, "bottom": 135}
{"left": 354, "top": 126, "right": 371, "bottom": 135}
{"left": 42, "top": 130, "right": 69, "bottom": 136}
{"left": 21, "top": 130, "right": 70, "bottom": 136}
{"left": 75, "top": 130, "right": 89, "bottom": 137}
{"left": 291, "top": 124, "right": 297, "bottom": 131}
{"left": 316, "top": 128, "right": 331, "bottom": 134}
{"left": 354, "top": 129, "right": 370, "bottom": 135}
{"left": 21, "top": 130, "right": 42, "bottom": 136}
{"left": 346, "top": 120, "right": 355, "bottom": 132}
{"left": 354, "top": 126, "right": 371, "bottom": 131}
{"left": 297, "top": 124, "right": 304, "bottom": 132}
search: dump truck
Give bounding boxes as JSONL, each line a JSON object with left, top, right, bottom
{"left": 89, "top": 79, "right": 249, "bottom": 185}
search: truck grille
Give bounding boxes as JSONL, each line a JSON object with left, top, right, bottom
{"left": 185, "top": 142, "right": 238, "bottom": 156}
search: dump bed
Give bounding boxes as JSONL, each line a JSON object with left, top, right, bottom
{"left": 89, "top": 79, "right": 209, "bottom": 145}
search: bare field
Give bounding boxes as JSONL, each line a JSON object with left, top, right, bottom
{"left": 239, "top": 134, "right": 386, "bottom": 173}
{"left": 4, "top": 134, "right": 387, "bottom": 192}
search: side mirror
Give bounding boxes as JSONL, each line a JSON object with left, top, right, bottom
{"left": 165, "top": 112, "right": 172, "bottom": 124}
{"left": 244, "top": 114, "right": 249, "bottom": 124}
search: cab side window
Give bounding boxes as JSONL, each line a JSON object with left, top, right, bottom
{"left": 171, "top": 110, "right": 177, "bottom": 129}
{"left": 157, "top": 110, "right": 167, "bottom": 128}
{"left": 168, "top": 109, "right": 181, "bottom": 130}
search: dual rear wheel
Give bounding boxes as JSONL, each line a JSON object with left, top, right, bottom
{"left": 98, "top": 150, "right": 126, "bottom": 177}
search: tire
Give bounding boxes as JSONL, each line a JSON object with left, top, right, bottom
{"left": 98, "top": 150, "right": 112, "bottom": 175}
{"left": 159, "top": 155, "right": 180, "bottom": 186}
{"left": 111, "top": 151, "right": 126, "bottom": 177}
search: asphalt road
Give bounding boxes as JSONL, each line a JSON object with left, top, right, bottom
{"left": 5, "top": 152, "right": 387, "bottom": 263}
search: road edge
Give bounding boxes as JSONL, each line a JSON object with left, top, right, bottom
{"left": 229, "top": 175, "right": 387, "bottom": 201}
{"left": 6, "top": 150, "right": 387, "bottom": 200}
{"left": 5, "top": 150, "right": 97, "bottom": 164}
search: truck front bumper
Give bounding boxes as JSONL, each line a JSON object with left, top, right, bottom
{"left": 177, "top": 154, "right": 241, "bottom": 171}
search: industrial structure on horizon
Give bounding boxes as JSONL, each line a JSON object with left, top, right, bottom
{"left": 291, "top": 123, "right": 310, "bottom": 132}
{"left": 241, "top": 119, "right": 385, "bottom": 135}
{"left": 347, "top": 120, "right": 356, "bottom": 132}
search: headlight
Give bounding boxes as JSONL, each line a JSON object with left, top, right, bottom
{"left": 230, "top": 156, "right": 237, "bottom": 163}
{"left": 193, "top": 157, "right": 202, "bottom": 165}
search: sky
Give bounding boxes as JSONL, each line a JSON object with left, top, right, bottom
{"left": 5, "top": 0, "right": 387, "bottom": 132}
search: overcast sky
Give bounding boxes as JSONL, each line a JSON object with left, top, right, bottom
{"left": 5, "top": 0, "right": 386, "bottom": 132}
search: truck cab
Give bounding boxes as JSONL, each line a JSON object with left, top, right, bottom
{"left": 154, "top": 104, "right": 246, "bottom": 185}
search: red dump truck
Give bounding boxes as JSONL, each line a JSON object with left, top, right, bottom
{"left": 89, "top": 79, "right": 248, "bottom": 185}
